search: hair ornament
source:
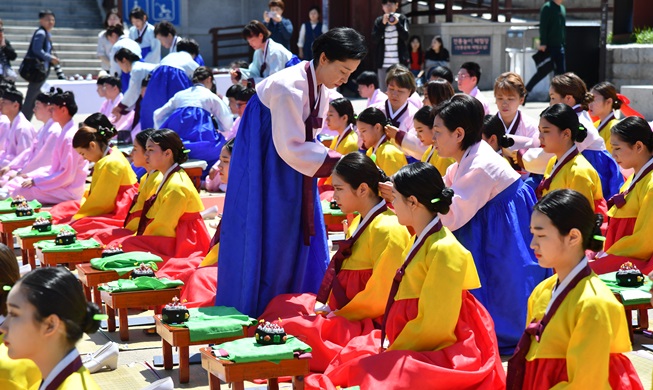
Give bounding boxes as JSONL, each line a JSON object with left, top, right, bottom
{"left": 430, "top": 198, "right": 441, "bottom": 204}
{"left": 2, "top": 285, "right": 11, "bottom": 292}
{"left": 93, "top": 314, "right": 109, "bottom": 321}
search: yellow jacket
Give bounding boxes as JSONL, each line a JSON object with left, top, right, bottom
{"left": 73, "top": 147, "right": 137, "bottom": 221}
{"left": 594, "top": 118, "right": 617, "bottom": 154}
{"left": 56, "top": 366, "right": 101, "bottom": 390}
{"left": 125, "top": 170, "right": 162, "bottom": 232}
{"left": 390, "top": 226, "right": 480, "bottom": 351}
{"left": 324, "top": 129, "right": 359, "bottom": 186}
{"left": 0, "top": 337, "right": 41, "bottom": 390}
{"left": 525, "top": 273, "right": 632, "bottom": 389}
{"left": 143, "top": 169, "right": 204, "bottom": 237}
{"left": 606, "top": 170, "right": 653, "bottom": 260}
{"left": 366, "top": 141, "right": 408, "bottom": 177}
{"left": 421, "top": 145, "right": 455, "bottom": 177}
{"left": 336, "top": 208, "right": 410, "bottom": 322}
{"left": 543, "top": 153, "right": 604, "bottom": 211}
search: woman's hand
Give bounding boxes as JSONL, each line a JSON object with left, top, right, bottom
{"left": 21, "top": 178, "right": 35, "bottom": 188}
{"left": 378, "top": 181, "right": 394, "bottom": 203}
{"left": 384, "top": 125, "right": 399, "bottom": 140}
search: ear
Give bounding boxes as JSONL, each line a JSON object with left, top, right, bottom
{"left": 41, "top": 314, "right": 62, "bottom": 338}
{"left": 562, "top": 128, "right": 572, "bottom": 140}
{"left": 634, "top": 140, "right": 645, "bottom": 154}
{"left": 357, "top": 182, "right": 370, "bottom": 197}
{"left": 519, "top": 96, "right": 525, "bottom": 105}
{"left": 563, "top": 95, "right": 575, "bottom": 106}
{"left": 567, "top": 227, "right": 583, "bottom": 249}
{"left": 454, "top": 127, "right": 465, "bottom": 144}
{"left": 407, "top": 195, "right": 420, "bottom": 210}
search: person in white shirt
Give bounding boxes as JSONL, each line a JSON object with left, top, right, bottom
{"left": 229, "top": 20, "right": 292, "bottom": 86}
{"left": 128, "top": 6, "right": 160, "bottom": 64}
{"left": 456, "top": 62, "right": 491, "bottom": 115}
{"left": 96, "top": 9, "right": 122, "bottom": 72}
{"left": 297, "top": 6, "right": 328, "bottom": 60}
{"left": 111, "top": 48, "right": 156, "bottom": 126}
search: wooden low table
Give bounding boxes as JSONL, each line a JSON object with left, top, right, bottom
{"left": 200, "top": 347, "right": 309, "bottom": 390}
{"left": 181, "top": 159, "right": 208, "bottom": 192}
{"left": 101, "top": 287, "right": 182, "bottom": 341}
{"left": 14, "top": 225, "right": 74, "bottom": 269}
{"left": 76, "top": 263, "right": 131, "bottom": 309}
{"left": 0, "top": 211, "right": 50, "bottom": 246}
{"left": 613, "top": 293, "right": 652, "bottom": 342}
{"left": 155, "top": 315, "right": 247, "bottom": 383}
{"left": 36, "top": 245, "right": 103, "bottom": 269}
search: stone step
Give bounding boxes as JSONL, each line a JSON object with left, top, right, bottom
{"left": 5, "top": 33, "right": 100, "bottom": 45}
{"left": 0, "top": 15, "right": 101, "bottom": 29}
{"left": 11, "top": 41, "right": 99, "bottom": 52}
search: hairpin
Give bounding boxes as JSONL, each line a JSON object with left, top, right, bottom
{"left": 2, "top": 285, "right": 11, "bottom": 292}
{"left": 430, "top": 198, "right": 441, "bottom": 204}
{"left": 593, "top": 235, "right": 606, "bottom": 242}
{"left": 93, "top": 314, "right": 109, "bottom": 321}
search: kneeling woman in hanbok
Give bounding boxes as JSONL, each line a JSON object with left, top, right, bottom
{"left": 591, "top": 117, "right": 653, "bottom": 274}
{"left": 109, "top": 129, "right": 210, "bottom": 277}
{"left": 49, "top": 114, "right": 138, "bottom": 227}
{"left": 431, "top": 94, "right": 550, "bottom": 354}
{"left": 153, "top": 66, "right": 233, "bottom": 178}
{"left": 507, "top": 189, "right": 643, "bottom": 390}
{"left": 307, "top": 162, "right": 506, "bottom": 390}
{"left": 536, "top": 103, "right": 607, "bottom": 217}
{"left": 259, "top": 152, "right": 410, "bottom": 372}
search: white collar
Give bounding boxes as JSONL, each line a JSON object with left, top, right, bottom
{"left": 171, "top": 35, "right": 179, "bottom": 51}
{"left": 351, "top": 199, "right": 386, "bottom": 237}
{"left": 470, "top": 86, "right": 480, "bottom": 97}
{"left": 452, "top": 143, "right": 476, "bottom": 182}
{"left": 372, "top": 134, "right": 387, "bottom": 154}
{"left": 335, "top": 124, "right": 353, "bottom": 149}
{"left": 387, "top": 101, "right": 408, "bottom": 119}
{"left": 156, "top": 163, "right": 179, "bottom": 193}
{"left": 552, "top": 145, "right": 577, "bottom": 171}
{"left": 499, "top": 111, "right": 520, "bottom": 133}
{"left": 626, "top": 157, "right": 653, "bottom": 193}
{"left": 39, "top": 348, "right": 80, "bottom": 390}
{"left": 308, "top": 60, "right": 320, "bottom": 109}
{"left": 103, "top": 145, "right": 112, "bottom": 157}
{"left": 405, "top": 216, "right": 441, "bottom": 260}
{"left": 368, "top": 89, "right": 379, "bottom": 105}
{"left": 546, "top": 256, "right": 589, "bottom": 314}
{"left": 0, "top": 314, "right": 5, "bottom": 325}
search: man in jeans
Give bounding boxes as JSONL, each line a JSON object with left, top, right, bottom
{"left": 22, "top": 10, "right": 59, "bottom": 121}
{"left": 525, "top": 0, "right": 566, "bottom": 94}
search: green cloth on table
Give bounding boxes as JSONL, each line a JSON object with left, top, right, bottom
{"left": 90, "top": 252, "right": 163, "bottom": 276}
{"left": 13, "top": 224, "right": 75, "bottom": 238}
{"left": 321, "top": 199, "right": 346, "bottom": 217}
{"left": 34, "top": 238, "right": 101, "bottom": 253}
{"left": 180, "top": 306, "right": 256, "bottom": 342}
{"left": 0, "top": 199, "right": 42, "bottom": 213}
{"left": 212, "top": 336, "right": 311, "bottom": 363}
{"left": 0, "top": 211, "right": 50, "bottom": 222}
{"left": 97, "top": 277, "right": 183, "bottom": 292}
{"left": 599, "top": 271, "right": 653, "bottom": 305}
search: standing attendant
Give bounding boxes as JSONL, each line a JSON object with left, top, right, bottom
{"left": 263, "top": 0, "right": 293, "bottom": 51}
{"left": 21, "top": 10, "right": 59, "bottom": 121}
{"left": 408, "top": 36, "right": 424, "bottom": 78}
{"left": 525, "top": 0, "right": 566, "bottom": 93}
{"left": 128, "top": 7, "right": 160, "bottom": 64}
{"left": 216, "top": 28, "right": 367, "bottom": 317}
{"left": 507, "top": 189, "right": 643, "bottom": 390}
{"left": 298, "top": 6, "right": 327, "bottom": 61}
{"left": 372, "top": 0, "right": 409, "bottom": 91}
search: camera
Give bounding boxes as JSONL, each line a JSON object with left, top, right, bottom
{"left": 388, "top": 13, "right": 398, "bottom": 24}
{"left": 53, "top": 64, "right": 65, "bottom": 80}
{"left": 266, "top": 11, "right": 278, "bottom": 19}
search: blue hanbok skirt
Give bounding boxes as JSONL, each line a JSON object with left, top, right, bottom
{"left": 161, "top": 106, "right": 225, "bottom": 178}
{"left": 581, "top": 149, "right": 624, "bottom": 199}
{"left": 216, "top": 95, "right": 329, "bottom": 317}
{"left": 453, "top": 179, "right": 552, "bottom": 355}
{"left": 140, "top": 65, "right": 192, "bottom": 130}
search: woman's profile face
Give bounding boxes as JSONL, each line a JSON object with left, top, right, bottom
{"left": 316, "top": 54, "right": 360, "bottom": 89}
{"left": 0, "top": 284, "right": 46, "bottom": 361}
{"left": 246, "top": 34, "right": 265, "bottom": 50}
{"left": 145, "top": 139, "right": 170, "bottom": 171}
{"left": 131, "top": 141, "right": 147, "bottom": 168}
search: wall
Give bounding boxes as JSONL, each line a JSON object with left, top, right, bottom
{"left": 606, "top": 44, "right": 653, "bottom": 119}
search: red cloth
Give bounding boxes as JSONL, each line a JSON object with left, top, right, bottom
{"left": 109, "top": 212, "right": 210, "bottom": 279}
{"left": 175, "top": 265, "right": 218, "bottom": 308}
{"left": 591, "top": 217, "right": 653, "bottom": 274}
{"left": 258, "top": 292, "right": 377, "bottom": 372}
{"left": 305, "top": 291, "right": 506, "bottom": 389}
{"left": 70, "top": 185, "right": 139, "bottom": 239}
{"left": 522, "top": 354, "right": 643, "bottom": 389}
{"left": 50, "top": 184, "right": 138, "bottom": 225}
{"left": 49, "top": 200, "right": 81, "bottom": 225}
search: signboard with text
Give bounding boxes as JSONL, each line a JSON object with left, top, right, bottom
{"left": 451, "top": 36, "right": 491, "bottom": 55}
{"left": 124, "top": 0, "right": 180, "bottom": 26}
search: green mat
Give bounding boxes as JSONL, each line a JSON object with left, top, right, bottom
{"left": 176, "top": 306, "right": 257, "bottom": 342}
{"left": 97, "top": 277, "right": 183, "bottom": 292}
{"left": 90, "top": 252, "right": 163, "bottom": 276}
{"left": 0, "top": 211, "right": 50, "bottom": 222}
{"left": 599, "top": 271, "right": 653, "bottom": 305}
{"left": 13, "top": 224, "right": 75, "bottom": 238}
{"left": 212, "top": 336, "right": 311, "bottom": 363}
{"left": 34, "top": 238, "right": 101, "bottom": 253}
{"left": 0, "top": 199, "right": 42, "bottom": 213}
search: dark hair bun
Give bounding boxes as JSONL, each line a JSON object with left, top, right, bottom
{"left": 377, "top": 167, "right": 391, "bottom": 184}
{"left": 588, "top": 214, "right": 605, "bottom": 252}
{"left": 575, "top": 125, "right": 588, "bottom": 143}
{"left": 84, "top": 302, "right": 102, "bottom": 335}
{"left": 498, "top": 134, "right": 515, "bottom": 148}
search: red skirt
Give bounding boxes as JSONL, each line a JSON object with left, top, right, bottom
{"left": 522, "top": 354, "right": 643, "bottom": 389}
{"left": 258, "top": 292, "right": 377, "bottom": 373}
{"left": 109, "top": 212, "right": 210, "bottom": 279}
{"left": 305, "top": 291, "right": 506, "bottom": 390}
{"left": 591, "top": 217, "right": 653, "bottom": 274}
{"left": 50, "top": 184, "right": 138, "bottom": 226}
{"left": 175, "top": 264, "right": 218, "bottom": 308}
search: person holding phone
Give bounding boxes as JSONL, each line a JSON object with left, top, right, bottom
{"left": 262, "top": 0, "right": 293, "bottom": 51}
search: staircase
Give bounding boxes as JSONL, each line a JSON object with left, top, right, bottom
{"left": 0, "top": 0, "right": 104, "bottom": 85}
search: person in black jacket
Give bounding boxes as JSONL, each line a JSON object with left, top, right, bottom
{"left": 0, "top": 20, "right": 18, "bottom": 83}
{"left": 372, "top": 0, "right": 409, "bottom": 90}
{"left": 22, "top": 10, "right": 59, "bottom": 121}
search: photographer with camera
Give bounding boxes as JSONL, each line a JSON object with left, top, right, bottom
{"left": 21, "top": 10, "right": 62, "bottom": 120}
{"left": 262, "top": 0, "right": 293, "bottom": 51}
{"left": 372, "top": 0, "right": 409, "bottom": 91}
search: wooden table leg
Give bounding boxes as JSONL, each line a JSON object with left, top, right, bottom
{"left": 0, "top": 233, "right": 8, "bottom": 246}
{"left": 21, "top": 249, "right": 28, "bottom": 266}
{"left": 233, "top": 382, "right": 245, "bottom": 390}
{"left": 93, "top": 288, "right": 102, "bottom": 312}
{"left": 292, "top": 375, "right": 305, "bottom": 390}
{"left": 179, "top": 346, "right": 190, "bottom": 383}
{"left": 118, "top": 308, "right": 129, "bottom": 341}
{"left": 639, "top": 308, "right": 649, "bottom": 329}
{"left": 268, "top": 378, "right": 279, "bottom": 390}
{"left": 82, "top": 283, "right": 92, "bottom": 302}
{"left": 27, "top": 250, "right": 36, "bottom": 269}
{"left": 208, "top": 373, "right": 221, "bottom": 390}
{"left": 625, "top": 308, "right": 634, "bottom": 342}
{"left": 162, "top": 339, "right": 173, "bottom": 370}
{"left": 106, "top": 305, "right": 116, "bottom": 333}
